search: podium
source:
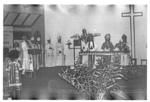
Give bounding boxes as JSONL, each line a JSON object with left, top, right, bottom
{"left": 28, "top": 49, "right": 42, "bottom": 55}
{"left": 28, "top": 49, "right": 42, "bottom": 71}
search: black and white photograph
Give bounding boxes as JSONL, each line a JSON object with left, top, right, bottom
{"left": 3, "top": 4, "right": 147, "bottom": 100}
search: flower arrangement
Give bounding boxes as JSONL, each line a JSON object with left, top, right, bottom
{"left": 59, "top": 55, "right": 127, "bottom": 99}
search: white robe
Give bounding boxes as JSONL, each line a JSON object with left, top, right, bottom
{"left": 121, "top": 42, "right": 130, "bottom": 66}
{"left": 21, "top": 41, "right": 33, "bottom": 72}
{"left": 45, "top": 43, "right": 54, "bottom": 67}
{"left": 56, "top": 43, "right": 65, "bottom": 66}
{"left": 120, "top": 53, "right": 130, "bottom": 66}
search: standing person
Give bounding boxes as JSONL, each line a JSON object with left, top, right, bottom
{"left": 115, "top": 34, "right": 130, "bottom": 66}
{"left": 45, "top": 38, "right": 54, "bottom": 67}
{"left": 115, "top": 34, "right": 130, "bottom": 53}
{"left": 80, "top": 28, "right": 89, "bottom": 52}
{"left": 30, "top": 35, "right": 40, "bottom": 71}
{"left": 6, "top": 42, "right": 22, "bottom": 99}
{"left": 9, "top": 42, "right": 21, "bottom": 61}
{"left": 101, "top": 33, "right": 114, "bottom": 51}
{"left": 8, "top": 42, "right": 22, "bottom": 68}
{"left": 56, "top": 35, "right": 65, "bottom": 66}
{"left": 20, "top": 35, "right": 33, "bottom": 74}
{"left": 101, "top": 34, "right": 114, "bottom": 66}
{"left": 80, "top": 28, "right": 89, "bottom": 66}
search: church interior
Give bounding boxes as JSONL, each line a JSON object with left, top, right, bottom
{"left": 3, "top": 5, "right": 147, "bottom": 100}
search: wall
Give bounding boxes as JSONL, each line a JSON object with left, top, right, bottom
{"left": 134, "top": 5, "right": 147, "bottom": 63}
{"left": 44, "top": 5, "right": 147, "bottom": 65}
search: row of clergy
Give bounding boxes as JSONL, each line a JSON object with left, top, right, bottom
{"left": 79, "top": 29, "right": 130, "bottom": 53}
{"left": 45, "top": 29, "right": 131, "bottom": 66}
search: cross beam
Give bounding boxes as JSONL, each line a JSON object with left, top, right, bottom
{"left": 122, "top": 5, "right": 143, "bottom": 58}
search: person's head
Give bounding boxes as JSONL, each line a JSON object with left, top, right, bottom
{"left": 82, "top": 28, "right": 87, "bottom": 36}
{"left": 105, "top": 33, "right": 111, "bottom": 41}
{"left": 122, "top": 34, "right": 127, "bottom": 42}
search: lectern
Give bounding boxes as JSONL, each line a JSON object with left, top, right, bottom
{"left": 28, "top": 49, "right": 42, "bottom": 71}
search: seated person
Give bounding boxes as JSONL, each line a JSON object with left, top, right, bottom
{"left": 101, "top": 33, "right": 114, "bottom": 51}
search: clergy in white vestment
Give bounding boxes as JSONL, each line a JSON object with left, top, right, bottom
{"left": 56, "top": 36, "right": 65, "bottom": 66}
{"left": 45, "top": 38, "right": 54, "bottom": 67}
{"left": 20, "top": 35, "right": 33, "bottom": 74}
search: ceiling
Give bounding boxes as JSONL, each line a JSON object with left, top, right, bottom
{"left": 4, "top": 12, "right": 41, "bottom": 27}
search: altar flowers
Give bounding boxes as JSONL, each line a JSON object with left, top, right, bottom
{"left": 59, "top": 57, "right": 128, "bottom": 99}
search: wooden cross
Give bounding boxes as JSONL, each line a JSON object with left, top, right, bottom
{"left": 122, "top": 5, "right": 143, "bottom": 58}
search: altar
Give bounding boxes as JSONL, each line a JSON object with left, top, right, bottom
{"left": 79, "top": 51, "right": 130, "bottom": 68}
